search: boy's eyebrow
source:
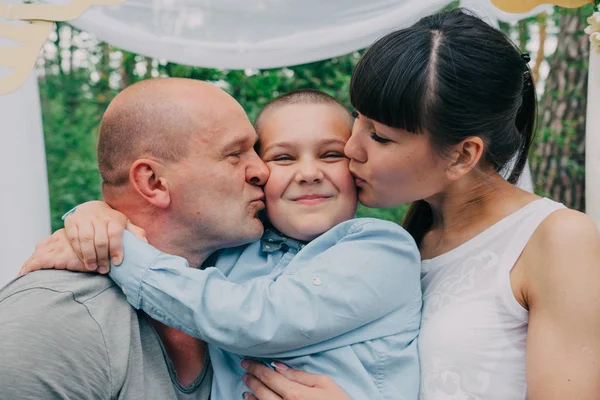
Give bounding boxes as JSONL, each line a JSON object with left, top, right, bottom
{"left": 262, "top": 138, "right": 347, "bottom": 153}
{"left": 319, "top": 138, "right": 347, "bottom": 147}
{"left": 261, "top": 142, "right": 292, "bottom": 154}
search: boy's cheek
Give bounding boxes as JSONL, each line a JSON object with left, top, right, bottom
{"left": 263, "top": 168, "right": 290, "bottom": 196}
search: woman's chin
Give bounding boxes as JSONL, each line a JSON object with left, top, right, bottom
{"left": 358, "top": 189, "right": 406, "bottom": 208}
{"left": 357, "top": 190, "right": 378, "bottom": 208}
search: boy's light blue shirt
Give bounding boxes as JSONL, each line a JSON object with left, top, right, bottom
{"left": 110, "top": 218, "right": 422, "bottom": 400}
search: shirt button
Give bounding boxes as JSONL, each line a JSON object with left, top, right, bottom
{"left": 313, "top": 277, "right": 322, "bottom": 286}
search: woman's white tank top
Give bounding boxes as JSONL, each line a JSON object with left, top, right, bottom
{"left": 419, "top": 198, "right": 565, "bottom": 399}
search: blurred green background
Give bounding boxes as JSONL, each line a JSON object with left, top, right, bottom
{"left": 39, "top": 6, "right": 591, "bottom": 230}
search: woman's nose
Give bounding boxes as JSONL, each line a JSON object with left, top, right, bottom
{"left": 345, "top": 129, "right": 366, "bottom": 163}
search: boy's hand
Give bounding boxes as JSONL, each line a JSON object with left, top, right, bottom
{"left": 64, "top": 201, "right": 146, "bottom": 273}
{"left": 20, "top": 229, "right": 87, "bottom": 275}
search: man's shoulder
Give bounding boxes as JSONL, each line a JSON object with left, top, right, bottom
{"left": 1, "top": 270, "right": 122, "bottom": 304}
{"left": 0, "top": 270, "right": 137, "bottom": 327}
{"left": 0, "top": 271, "right": 151, "bottom": 399}
{"left": 0, "top": 270, "right": 142, "bottom": 372}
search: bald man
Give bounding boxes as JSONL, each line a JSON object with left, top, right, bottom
{"left": 0, "top": 78, "right": 269, "bottom": 399}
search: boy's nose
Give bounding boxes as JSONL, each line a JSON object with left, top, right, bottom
{"left": 295, "top": 162, "right": 324, "bottom": 184}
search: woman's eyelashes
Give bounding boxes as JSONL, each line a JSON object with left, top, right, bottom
{"left": 370, "top": 131, "right": 392, "bottom": 144}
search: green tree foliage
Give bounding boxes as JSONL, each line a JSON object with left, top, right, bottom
{"left": 41, "top": 70, "right": 103, "bottom": 231}
{"left": 39, "top": 25, "right": 407, "bottom": 230}
{"left": 40, "top": 8, "right": 591, "bottom": 231}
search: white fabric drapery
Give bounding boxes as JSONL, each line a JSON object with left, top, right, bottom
{"left": 0, "top": 0, "right": 560, "bottom": 285}
{"left": 65, "top": 0, "right": 548, "bottom": 70}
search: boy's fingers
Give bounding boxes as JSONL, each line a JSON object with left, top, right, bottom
{"left": 20, "top": 256, "right": 40, "bottom": 275}
{"left": 65, "top": 220, "right": 84, "bottom": 263}
{"left": 20, "top": 254, "right": 55, "bottom": 275}
{"left": 107, "top": 220, "right": 124, "bottom": 265}
{"left": 76, "top": 221, "right": 99, "bottom": 270}
{"left": 94, "top": 220, "right": 110, "bottom": 273}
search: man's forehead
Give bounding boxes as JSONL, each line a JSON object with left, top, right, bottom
{"left": 221, "top": 130, "right": 259, "bottom": 147}
{"left": 192, "top": 125, "right": 257, "bottom": 149}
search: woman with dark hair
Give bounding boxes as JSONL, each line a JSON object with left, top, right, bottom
{"left": 242, "top": 8, "right": 600, "bottom": 400}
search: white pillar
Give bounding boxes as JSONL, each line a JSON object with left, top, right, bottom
{"left": 586, "top": 49, "right": 600, "bottom": 229}
{"left": 0, "top": 4, "right": 51, "bottom": 287}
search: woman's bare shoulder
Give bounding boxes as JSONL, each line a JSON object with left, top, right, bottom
{"left": 534, "top": 208, "right": 599, "bottom": 248}
{"left": 523, "top": 207, "right": 600, "bottom": 297}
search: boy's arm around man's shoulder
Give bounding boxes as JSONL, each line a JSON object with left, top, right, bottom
{"left": 0, "top": 271, "right": 116, "bottom": 399}
{"left": 115, "top": 217, "right": 422, "bottom": 358}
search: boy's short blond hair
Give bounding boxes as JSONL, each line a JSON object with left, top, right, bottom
{"left": 254, "top": 89, "right": 354, "bottom": 140}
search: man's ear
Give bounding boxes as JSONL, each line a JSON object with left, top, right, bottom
{"left": 129, "top": 159, "right": 171, "bottom": 209}
{"left": 446, "top": 136, "right": 485, "bottom": 181}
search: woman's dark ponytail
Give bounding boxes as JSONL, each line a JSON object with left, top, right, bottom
{"left": 508, "top": 64, "right": 537, "bottom": 185}
{"left": 403, "top": 200, "right": 433, "bottom": 247}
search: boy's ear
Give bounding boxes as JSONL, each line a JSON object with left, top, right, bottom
{"left": 129, "top": 159, "right": 171, "bottom": 209}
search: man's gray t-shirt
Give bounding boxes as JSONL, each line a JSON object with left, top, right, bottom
{"left": 0, "top": 270, "right": 212, "bottom": 399}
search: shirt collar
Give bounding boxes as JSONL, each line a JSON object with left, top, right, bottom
{"left": 261, "top": 229, "right": 307, "bottom": 253}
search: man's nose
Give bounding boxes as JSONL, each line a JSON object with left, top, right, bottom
{"left": 246, "top": 152, "right": 269, "bottom": 186}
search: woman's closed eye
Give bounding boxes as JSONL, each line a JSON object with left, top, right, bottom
{"left": 370, "top": 131, "right": 392, "bottom": 144}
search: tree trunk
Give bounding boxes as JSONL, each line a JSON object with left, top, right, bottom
{"left": 144, "top": 57, "right": 153, "bottom": 79}
{"left": 530, "top": 7, "right": 590, "bottom": 211}
{"left": 517, "top": 19, "right": 529, "bottom": 51}
{"left": 94, "top": 42, "right": 112, "bottom": 108}
{"left": 54, "top": 23, "right": 64, "bottom": 77}
{"left": 533, "top": 12, "right": 547, "bottom": 84}
{"left": 120, "top": 52, "right": 136, "bottom": 88}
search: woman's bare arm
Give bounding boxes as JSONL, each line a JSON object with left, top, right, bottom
{"left": 524, "top": 209, "right": 600, "bottom": 399}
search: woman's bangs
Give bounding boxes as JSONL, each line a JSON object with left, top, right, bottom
{"left": 350, "top": 32, "right": 431, "bottom": 134}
